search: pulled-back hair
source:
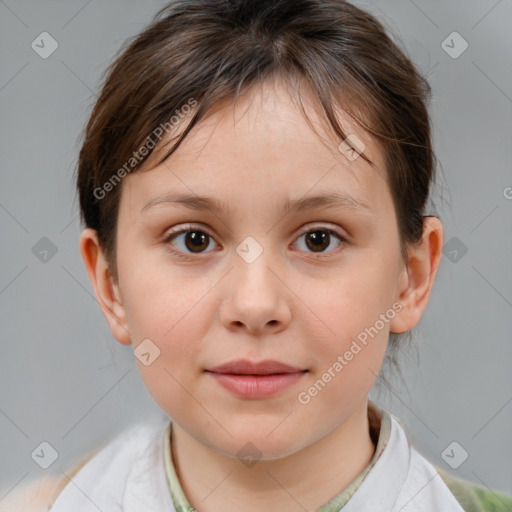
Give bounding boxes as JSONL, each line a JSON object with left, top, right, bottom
{"left": 75, "top": 0, "right": 439, "bottom": 389}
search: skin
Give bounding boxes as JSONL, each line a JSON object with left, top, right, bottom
{"left": 80, "top": 76, "right": 443, "bottom": 512}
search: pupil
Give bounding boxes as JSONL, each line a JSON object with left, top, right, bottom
{"left": 306, "top": 231, "right": 329, "bottom": 252}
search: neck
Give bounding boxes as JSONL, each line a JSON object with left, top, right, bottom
{"left": 170, "top": 399, "right": 376, "bottom": 512}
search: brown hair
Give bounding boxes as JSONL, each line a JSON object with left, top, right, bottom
{"left": 75, "top": 0, "right": 438, "bottom": 389}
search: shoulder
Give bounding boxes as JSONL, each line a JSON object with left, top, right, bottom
{"left": 27, "top": 416, "right": 170, "bottom": 511}
{"left": 0, "top": 453, "right": 94, "bottom": 512}
{"left": 437, "top": 468, "right": 512, "bottom": 512}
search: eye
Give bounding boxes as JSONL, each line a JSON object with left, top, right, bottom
{"left": 293, "top": 227, "right": 345, "bottom": 254}
{"left": 163, "top": 225, "right": 219, "bottom": 256}
{"left": 163, "top": 224, "right": 346, "bottom": 259}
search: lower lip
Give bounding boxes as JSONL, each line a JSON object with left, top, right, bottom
{"left": 207, "top": 371, "right": 306, "bottom": 399}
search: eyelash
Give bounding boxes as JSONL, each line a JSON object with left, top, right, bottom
{"left": 162, "top": 223, "right": 347, "bottom": 260}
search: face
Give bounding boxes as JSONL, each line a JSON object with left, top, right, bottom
{"left": 105, "top": 78, "right": 409, "bottom": 459}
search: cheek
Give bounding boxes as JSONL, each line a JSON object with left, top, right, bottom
{"left": 303, "top": 259, "right": 395, "bottom": 385}
{"left": 125, "top": 268, "right": 215, "bottom": 414}
{"left": 308, "top": 261, "right": 396, "bottom": 338}
{"left": 120, "top": 249, "right": 209, "bottom": 339}
{"left": 303, "top": 297, "right": 390, "bottom": 417}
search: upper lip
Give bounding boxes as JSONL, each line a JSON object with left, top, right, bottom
{"left": 206, "top": 359, "right": 306, "bottom": 375}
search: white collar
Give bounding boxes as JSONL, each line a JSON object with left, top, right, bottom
{"left": 49, "top": 414, "right": 175, "bottom": 512}
{"left": 50, "top": 410, "right": 464, "bottom": 512}
{"left": 343, "top": 413, "right": 464, "bottom": 511}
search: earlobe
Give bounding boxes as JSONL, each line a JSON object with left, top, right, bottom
{"left": 390, "top": 217, "right": 444, "bottom": 334}
{"left": 79, "top": 228, "right": 132, "bottom": 345}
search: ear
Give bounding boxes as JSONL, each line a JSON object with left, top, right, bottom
{"left": 79, "top": 228, "right": 131, "bottom": 345}
{"left": 390, "top": 217, "right": 443, "bottom": 334}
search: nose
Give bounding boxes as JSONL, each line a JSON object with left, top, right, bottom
{"left": 218, "top": 245, "right": 292, "bottom": 337}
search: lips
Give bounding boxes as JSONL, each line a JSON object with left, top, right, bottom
{"left": 206, "top": 359, "right": 306, "bottom": 375}
{"left": 205, "top": 359, "right": 307, "bottom": 399}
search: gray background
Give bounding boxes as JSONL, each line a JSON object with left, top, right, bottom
{"left": 1, "top": 0, "right": 511, "bottom": 501}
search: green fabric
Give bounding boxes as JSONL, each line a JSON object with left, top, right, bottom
{"left": 163, "top": 421, "right": 196, "bottom": 512}
{"left": 437, "top": 468, "right": 512, "bottom": 512}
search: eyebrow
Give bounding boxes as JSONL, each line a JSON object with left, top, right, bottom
{"left": 140, "top": 191, "right": 371, "bottom": 216}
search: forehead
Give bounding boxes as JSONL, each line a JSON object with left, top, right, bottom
{"left": 120, "top": 78, "right": 391, "bottom": 220}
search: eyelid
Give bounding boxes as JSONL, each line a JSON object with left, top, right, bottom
{"left": 163, "top": 223, "right": 219, "bottom": 247}
{"left": 164, "top": 223, "right": 215, "bottom": 238}
{"left": 296, "top": 222, "right": 347, "bottom": 239}
{"left": 164, "top": 222, "right": 347, "bottom": 243}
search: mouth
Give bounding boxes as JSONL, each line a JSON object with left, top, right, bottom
{"left": 205, "top": 359, "right": 307, "bottom": 398}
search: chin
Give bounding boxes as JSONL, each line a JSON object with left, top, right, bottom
{"left": 214, "top": 424, "right": 307, "bottom": 461}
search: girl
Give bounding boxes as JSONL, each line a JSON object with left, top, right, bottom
{"left": 4, "top": 0, "right": 511, "bottom": 510}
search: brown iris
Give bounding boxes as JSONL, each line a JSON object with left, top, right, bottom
{"left": 304, "top": 230, "right": 330, "bottom": 252}
{"left": 184, "top": 231, "right": 210, "bottom": 253}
